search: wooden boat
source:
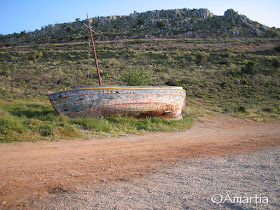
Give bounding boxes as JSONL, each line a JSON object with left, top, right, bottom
{"left": 48, "top": 17, "right": 186, "bottom": 119}
{"left": 48, "top": 85, "right": 186, "bottom": 119}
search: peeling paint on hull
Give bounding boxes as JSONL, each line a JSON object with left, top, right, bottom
{"left": 48, "top": 86, "right": 186, "bottom": 119}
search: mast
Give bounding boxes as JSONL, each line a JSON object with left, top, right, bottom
{"left": 87, "top": 16, "right": 102, "bottom": 86}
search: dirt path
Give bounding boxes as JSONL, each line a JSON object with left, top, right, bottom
{"left": 0, "top": 115, "right": 279, "bottom": 209}
{"left": 30, "top": 147, "right": 280, "bottom": 209}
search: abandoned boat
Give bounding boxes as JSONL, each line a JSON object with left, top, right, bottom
{"left": 48, "top": 85, "right": 185, "bottom": 119}
{"left": 48, "top": 17, "right": 186, "bottom": 119}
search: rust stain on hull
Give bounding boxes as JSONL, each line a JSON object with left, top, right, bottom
{"left": 48, "top": 86, "right": 186, "bottom": 119}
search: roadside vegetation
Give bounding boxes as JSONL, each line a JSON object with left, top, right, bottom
{"left": 0, "top": 99, "right": 194, "bottom": 142}
{"left": 0, "top": 38, "right": 279, "bottom": 142}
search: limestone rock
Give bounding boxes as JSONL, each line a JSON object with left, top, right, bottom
{"left": 0, "top": 8, "right": 278, "bottom": 46}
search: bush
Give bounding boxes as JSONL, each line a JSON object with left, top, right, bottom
{"left": 274, "top": 45, "right": 280, "bottom": 52}
{"left": 156, "top": 21, "right": 165, "bottom": 28}
{"left": 121, "top": 67, "right": 151, "bottom": 86}
{"left": 236, "top": 106, "right": 247, "bottom": 113}
{"left": 106, "top": 58, "right": 121, "bottom": 68}
{"left": 195, "top": 51, "right": 208, "bottom": 65}
{"left": 67, "top": 26, "right": 75, "bottom": 33}
{"left": 241, "top": 61, "right": 258, "bottom": 75}
{"left": 272, "top": 58, "right": 280, "bottom": 69}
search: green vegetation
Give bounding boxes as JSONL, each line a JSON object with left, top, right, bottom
{"left": 156, "top": 21, "right": 165, "bottom": 28}
{"left": 121, "top": 67, "right": 151, "bottom": 86}
{"left": 0, "top": 38, "right": 279, "bottom": 142}
{"left": 0, "top": 99, "right": 194, "bottom": 142}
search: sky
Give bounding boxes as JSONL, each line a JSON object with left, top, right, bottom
{"left": 1, "top": 0, "right": 279, "bottom": 35}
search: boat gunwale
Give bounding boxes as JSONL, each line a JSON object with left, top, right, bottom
{"left": 49, "top": 91, "right": 186, "bottom": 101}
{"left": 48, "top": 86, "right": 186, "bottom": 96}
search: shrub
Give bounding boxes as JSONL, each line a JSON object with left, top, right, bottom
{"left": 241, "top": 61, "right": 258, "bottom": 75}
{"left": 106, "top": 58, "right": 121, "bottom": 68}
{"left": 274, "top": 45, "right": 280, "bottom": 52}
{"left": 272, "top": 58, "right": 280, "bottom": 69}
{"left": 121, "top": 67, "right": 151, "bottom": 86}
{"left": 156, "top": 21, "right": 165, "bottom": 28}
{"left": 67, "top": 26, "right": 75, "bottom": 33}
{"left": 30, "top": 50, "right": 43, "bottom": 62}
{"left": 236, "top": 106, "right": 246, "bottom": 113}
{"left": 137, "top": 18, "right": 144, "bottom": 25}
{"left": 195, "top": 51, "right": 208, "bottom": 65}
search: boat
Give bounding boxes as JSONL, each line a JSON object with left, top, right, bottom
{"left": 48, "top": 17, "right": 186, "bottom": 119}
{"left": 48, "top": 85, "right": 186, "bottom": 119}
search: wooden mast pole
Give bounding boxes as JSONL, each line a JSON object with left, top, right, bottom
{"left": 87, "top": 16, "right": 102, "bottom": 86}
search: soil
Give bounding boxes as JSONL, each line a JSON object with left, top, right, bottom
{"left": 0, "top": 114, "right": 279, "bottom": 209}
{"left": 30, "top": 146, "right": 280, "bottom": 210}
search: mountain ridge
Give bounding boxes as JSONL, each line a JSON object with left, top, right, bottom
{"left": 1, "top": 8, "right": 279, "bottom": 46}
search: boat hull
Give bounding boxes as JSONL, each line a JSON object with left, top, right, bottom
{"left": 48, "top": 86, "right": 186, "bottom": 119}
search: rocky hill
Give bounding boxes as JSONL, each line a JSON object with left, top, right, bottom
{"left": 1, "top": 8, "right": 279, "bottom": 45}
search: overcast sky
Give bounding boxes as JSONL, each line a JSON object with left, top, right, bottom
{"left": 1, "top": 0, "right": 279, "bottom": 35}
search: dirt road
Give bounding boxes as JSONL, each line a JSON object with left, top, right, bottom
{"left": 0, "top": 115, "right": 279, "bottom": 209}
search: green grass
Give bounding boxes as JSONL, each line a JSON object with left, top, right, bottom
{"left": 0, "top": 99, "right": 194, "bottom": 142}
{"left": 0, "top": 38, "right": 279, "bottom": 137}
{"left": 0, "top": 100, "right": 82, "bottom": 142}
{"left": 70, "top": 115, "right": 194, "bottom": 138}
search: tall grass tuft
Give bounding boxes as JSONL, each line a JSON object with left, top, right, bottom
{"left": 0, "top": 114, "right": 27, "bottom": 135}
{"left": 0, "top": 102, "right": 83, "bottom": 142}
{"left": 71, "top": 117, "right": 113, "bottom": 133}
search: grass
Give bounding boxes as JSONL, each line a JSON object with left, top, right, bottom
{"left": 0, "top": 38, "right": 279, "bottom": 141}
{"left": 0, "top": 99, "right": 82, "bottom": 142}
{"left": 0, "top": 98, "right": 194, "bottom": 142}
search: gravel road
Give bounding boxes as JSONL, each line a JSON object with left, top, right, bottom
{"left": 31, "top": 147, "right": 280, "bottom": 210}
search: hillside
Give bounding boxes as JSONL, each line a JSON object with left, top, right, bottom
{"left": 0, "top": 8, "right": 279, "bottom": 142}
{"left": 1, "top": 8, "right": 280, "bottom": 46}
{"left": 0, "top": 38, "right": 279, "bottom": 120}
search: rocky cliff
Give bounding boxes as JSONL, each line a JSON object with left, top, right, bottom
{"left": 1, "top": 8, "right": 279, "bottom": 45}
